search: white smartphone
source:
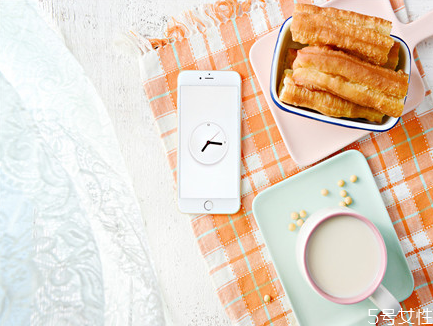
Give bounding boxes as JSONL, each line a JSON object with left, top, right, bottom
{"left": 177, "top": 70, "right": 241, "bottom": 214}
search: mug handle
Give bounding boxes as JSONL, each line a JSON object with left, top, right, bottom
{"left": 369, "top": 284, "right": 401, "bottom": 318}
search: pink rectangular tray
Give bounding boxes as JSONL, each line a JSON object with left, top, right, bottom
{"left": 250, "top": 0, "right": 433, "bottom": 166}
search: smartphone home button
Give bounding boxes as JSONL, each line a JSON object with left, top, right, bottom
{"left": 204, "top": 200, "right": 213, "bottom": 211}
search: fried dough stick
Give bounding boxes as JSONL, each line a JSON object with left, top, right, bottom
{"left": 278, "top": 69, "right": 384, "bottom": 123}
{"left": 292, "top": 46, "right": 408, "bottom": 117}
{"left": 290, "top": 4, "right": 394, "bottom": 65}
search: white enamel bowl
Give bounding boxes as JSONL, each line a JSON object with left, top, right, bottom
{"left": 270, "top": 16, "right": 411, "bottom": 132}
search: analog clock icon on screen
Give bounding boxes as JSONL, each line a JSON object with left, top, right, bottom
{"left": 189, "top": 122, "right": 228, "bottom": 165}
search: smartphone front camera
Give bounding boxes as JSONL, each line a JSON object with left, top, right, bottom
{"left": 199, "top": 77, "right": 202, "bottom": 79}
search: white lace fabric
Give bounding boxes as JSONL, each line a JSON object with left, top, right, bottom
{"left": 0, "top": 1, "right": 165, "bottom": 325}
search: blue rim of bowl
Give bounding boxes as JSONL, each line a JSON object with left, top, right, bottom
{"left": 269, "top": 16, "right": 411, "bottom": 133}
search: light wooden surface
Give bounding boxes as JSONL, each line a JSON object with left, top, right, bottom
{"left": 39, "top": 0, "right": 432, "bottom": 325}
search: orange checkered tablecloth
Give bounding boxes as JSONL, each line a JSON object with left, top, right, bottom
{"left": 134, "top": 0, "right": 433, "bottom": 324}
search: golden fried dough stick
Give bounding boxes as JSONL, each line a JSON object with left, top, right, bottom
{"left": 294, "top": 4, "right": 392, "bottom": 35}
{"left": 382, "top": 41, "right": 400, "bottom": 70}
{"left": 278, "top": 69, "right": 384, "bottom": 123}
{"left": 292, "top": 67, "right": 405, "bottom": 118}
{"left": 291, "top": 4, "right": 394, "bottom": 65}
{"left": 293, "top": 46, "right": 408, "bottom": 98}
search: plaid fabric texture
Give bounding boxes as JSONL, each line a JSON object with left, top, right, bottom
{"left": 137, "top": 0, "right": 433, "bottom": 324}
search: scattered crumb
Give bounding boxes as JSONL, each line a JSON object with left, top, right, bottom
{"left": 340, "top": 190, "right": 347, "bottom": 197}
{"left": 297, "top": 219, "right": 304, "bottom": 227}
{"left": 264, "top": 294, "right": 271, "bottom": 303}
{"left": 350, "top": 175, "right": 358, "bottom": 183}
{"left": 339, "top": 201, "right": 346, "bottom": 207}
{"left": 288, "top": 223, "right": 296, "bottom": 231}
{"left": 299, "top": 210, "right": 307, "bottom": 218}
{"left": 291, "top": 212, "right": 299, "bottom": 220}
{"left": 345, "top": 196, "right": 353, "bottom": 205}
{"left": 321, "top": 189, "right": 329, "bottom": 196}
{"left": 337, "top": 179, "right": 345, "bottom": 187}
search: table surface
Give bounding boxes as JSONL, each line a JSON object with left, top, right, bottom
{"left": 39, "top": 0, "right": 432, "bottom": 325}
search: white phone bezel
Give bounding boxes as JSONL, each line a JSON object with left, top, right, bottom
{"left": 177, "top": 70, "right": 241, "bottom": 214}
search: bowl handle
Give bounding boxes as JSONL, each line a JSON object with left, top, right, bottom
{"left": 398, "top": 10, "right": 433, "bottom": 51}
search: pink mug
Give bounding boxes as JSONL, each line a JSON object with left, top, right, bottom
{"left": 296, "top": 207, "right": 400, "bottom": 317}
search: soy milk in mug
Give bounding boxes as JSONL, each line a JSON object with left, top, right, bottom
{"left": 306, "top": 215, "right": 382, "bottom": 298}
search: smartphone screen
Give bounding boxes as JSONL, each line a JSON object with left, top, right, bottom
{"left": 179, "top": 85, "right": 239, "bottom": 199}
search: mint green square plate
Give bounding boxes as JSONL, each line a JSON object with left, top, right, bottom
{"left": 252, "top": 150, "right": 414, "bottom": 326}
